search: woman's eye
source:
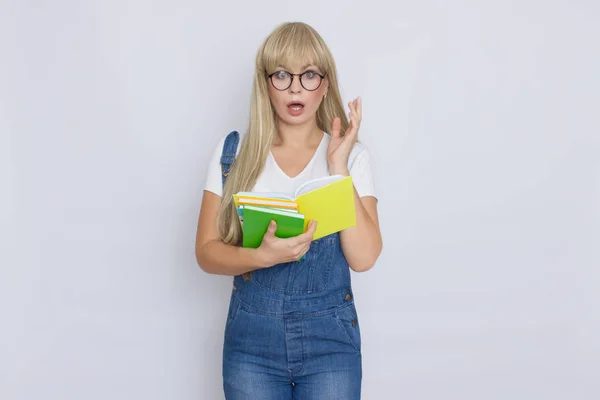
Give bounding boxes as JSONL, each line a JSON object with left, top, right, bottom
{"left": 303, "top": 71, "right": 316, "bottom": 79}
{"left": 275, "top": 71, "right": 289, "bottom": 79}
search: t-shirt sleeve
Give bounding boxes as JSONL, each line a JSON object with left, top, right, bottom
{"left": 203, "top": 136, "right": 227, "bottom": 197}
{"left": 348, "top": 145, "right": 377, "bottom": 199}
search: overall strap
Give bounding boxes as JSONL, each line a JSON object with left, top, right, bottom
{"left": 220, "top": 130, "right": 251, "bottom": 281}
{"left": 220, "top": 130, "right": 239, "bottom": 188}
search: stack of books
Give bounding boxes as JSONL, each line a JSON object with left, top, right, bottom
{"left": 233, "top": 175, "right": 356, "bottom": 248}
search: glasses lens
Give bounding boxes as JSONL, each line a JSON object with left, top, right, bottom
{"left": 301, "top": 71, "right": 322, "bottom": 91}
{"left": 271, "top": 71, "right": 291, "bottom": 90}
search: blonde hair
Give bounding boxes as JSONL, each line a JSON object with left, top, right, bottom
{"left": 218, "top": 21, "right": 350, "bottom": 245}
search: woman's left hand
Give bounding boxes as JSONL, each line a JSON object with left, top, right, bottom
{"left": 327, "top": 96, "right": 362, "bottom": 176}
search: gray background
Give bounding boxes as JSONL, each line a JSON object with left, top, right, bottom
{"left": 1, "top": 0, "right": 598, "bottom": 399}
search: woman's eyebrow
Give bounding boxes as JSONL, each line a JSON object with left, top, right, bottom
{"left": 275, "top": 64, "right": 317, "bottom": 71}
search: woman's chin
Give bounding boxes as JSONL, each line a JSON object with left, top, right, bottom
{"left": 278, "top": 113, "right": 313, "bottom": 126}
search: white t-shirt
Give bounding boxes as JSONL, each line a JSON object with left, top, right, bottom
{"left": 204, "top": 131, "right": 377, "bottom": 199}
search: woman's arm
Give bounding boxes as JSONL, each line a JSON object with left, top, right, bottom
{"left": 195, "top": 191, "right": 265, "bottom": 275}
{"left": 327, "top": 97, "right": 382, "bottom": 272}
{"left": 336, "top": 172, "right": 382, "bottom": 272}
{"left": 195, "top": 191, "right": 318, "bottom": 275}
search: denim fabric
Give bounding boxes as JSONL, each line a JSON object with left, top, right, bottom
{"left": 220, "top": 132, "right": 362, "bottom": 399}
{"left": 220, "top": 130, "right": 239, "bottom": 187}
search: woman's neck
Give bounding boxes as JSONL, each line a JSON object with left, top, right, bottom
{"left": 273, "top": 119, "right": 323, "bottom": 149}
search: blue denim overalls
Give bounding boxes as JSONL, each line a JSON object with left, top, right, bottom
{"left": 219, "top": 131, "right": 362, "bottom": 399}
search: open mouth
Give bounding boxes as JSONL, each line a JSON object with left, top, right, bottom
{"left": 287, "top": 102, "right": 304, "bottom": 111}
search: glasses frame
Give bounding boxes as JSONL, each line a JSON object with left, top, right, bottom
{"left": 267, "top": 70, "right": 327, "bottom": 91}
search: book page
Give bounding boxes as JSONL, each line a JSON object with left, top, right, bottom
{"left": 294, "top": 175, "right": 345, "bottom": 198}
{"left": 236, "top": 191, "right": 294, "bottom": 200}
{"left": 243, "top": 205, "right": 304, "bottom": 218}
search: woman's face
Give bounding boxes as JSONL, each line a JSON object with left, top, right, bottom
{"left": 267, "top": 62, "right": 328, "bottom": 127}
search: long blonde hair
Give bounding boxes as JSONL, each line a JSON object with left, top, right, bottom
{"left": 218, "top": 22, "right": 350, "bottom": 245}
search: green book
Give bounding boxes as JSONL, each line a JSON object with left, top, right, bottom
{"left": 240, "top": 204, "right": 305, "bottom": 248}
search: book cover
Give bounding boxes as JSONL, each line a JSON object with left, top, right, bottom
{"left": 295, "top": 175, "right": 356, "bottom": 240}
{"left": 240, "top": 205, "right": 305, "bottom": 248}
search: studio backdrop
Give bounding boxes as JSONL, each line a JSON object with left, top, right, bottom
{"left": 1, "top": 1, "right": 598, "bottom": 399}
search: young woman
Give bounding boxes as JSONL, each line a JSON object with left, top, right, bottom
{"left": 195, "top": 21, "right": 382, "bottom": 399}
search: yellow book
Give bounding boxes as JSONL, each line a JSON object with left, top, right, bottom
{"left": 296, "top": 175, "right": 356, "bottom": 239}
{"left": 233, "top": 175, "right": 356, "bottom": 240}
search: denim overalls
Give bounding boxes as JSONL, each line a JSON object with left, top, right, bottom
{"left": 219, "top": 131, "right": 362, "bottom": 399}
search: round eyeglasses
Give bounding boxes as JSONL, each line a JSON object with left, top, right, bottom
{"left": 267, "top": 70, "right": 326, "bottom": 91}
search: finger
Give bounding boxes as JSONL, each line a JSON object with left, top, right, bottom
{"left": 265, "top": 220, "right": 277, "bottom": 237}
{"left": 301, "top": 239, "right": 312, "bottom": 254}
{"left": 348, "top": 100, "right": 359, "bottom": 125}
{"left": 294, "top": 250, "right": 308, "bottom": 262}
{"left": 331, "top": 117, "right": 341, "bottom": 139}
{"left": 357, "top": 96, "right": 362, "bottom": 120}
{"left": 288, "top": 240, "right": 309, "bottom": 261}
{"left": 299, "top": 220, "right": 318, "bottom": 242}
{"left": 346, "top": 112, "right": 353, "bottom": 134}
{"left": 296, "top": 243, "right": 310, "bottom": 258}
{"left": 348, "top": 113, "right": 359, "bottom": 138}
{"left": 288, "top": 221, "right": 314, "bottom": 247}
{"left": 354, "top": 111, "right": 361, "bottom": 129}
{"left": 346, "top": 106, "right": 356, "bottom": 133}
{"left": 348, "top": 100, "right": 356, "bottom": 118}
{"left": 354, "top": 98, "right": 361, "bottom": 123}
{"left": 307, "top": 220, "right": 318, "bottom": 239}
{"left": 300, "top": 247, "right": 310, "bottom": 260}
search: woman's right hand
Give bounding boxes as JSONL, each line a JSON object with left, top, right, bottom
{"left": 256, "top": 220, "right": 318, "bottom": 267}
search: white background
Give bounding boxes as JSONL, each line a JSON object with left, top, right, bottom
{"left": 1, "top": 1, "right": 598, "bottom": 399}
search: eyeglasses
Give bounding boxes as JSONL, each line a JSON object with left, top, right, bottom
{"left": 267, "top": 70, "right": 326, "bottom": 91}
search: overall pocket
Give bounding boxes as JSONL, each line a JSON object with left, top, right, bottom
{"left": 333, "top": 304, "right": 362, "bottom": 354}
